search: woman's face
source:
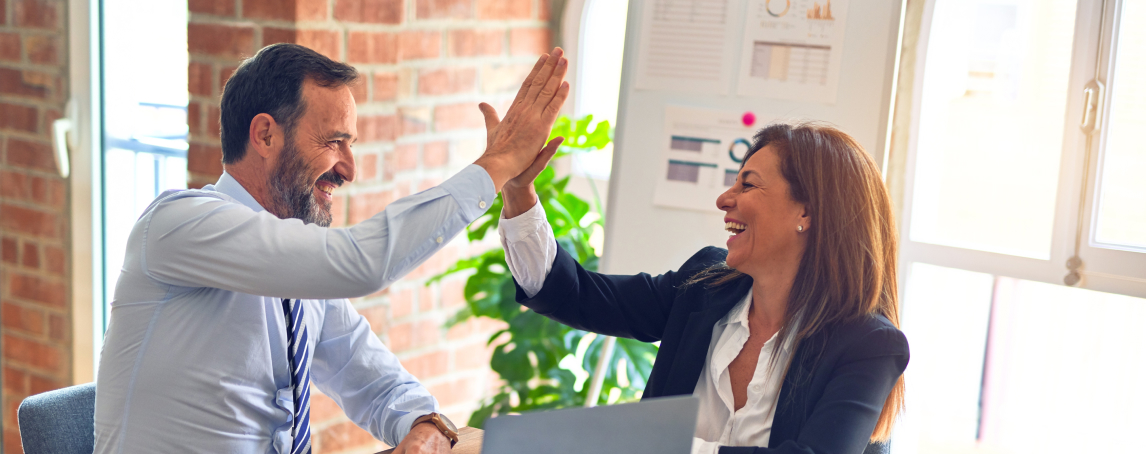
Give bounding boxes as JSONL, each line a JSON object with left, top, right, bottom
{"left": 716, "top": 145, "right": 809, "bottom": 274}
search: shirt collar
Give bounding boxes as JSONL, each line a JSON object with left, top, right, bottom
{"left": 212, "top": 171, "right": 267, "bottom": 213}
{"left": 718, "top": 288, "right": 798, "bottom": 354}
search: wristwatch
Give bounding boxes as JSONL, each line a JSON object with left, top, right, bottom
{"left": 412, "top": 412, "right": 459, "bottom": 447}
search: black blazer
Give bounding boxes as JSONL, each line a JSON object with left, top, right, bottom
{"left": 515, "top": 245, "right": 909, "bottom": 454}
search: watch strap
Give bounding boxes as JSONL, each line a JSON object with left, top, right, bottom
{"left": 413, "top": 413, "right": 458, "bottom": 447}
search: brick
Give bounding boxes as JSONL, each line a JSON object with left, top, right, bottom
{"left": 3, "top": 367, "right": 28, "bottom": 395}
{"left": 8, "top": 273, "right": 66, "bottom": 307}
{"left": 24, "top": 34, "right": 58, "bottom": 64}
{"left": 48, "top": 313, "right": 66, "bottom": 342}
{"left": 314, "top": 420, "right": 383, "bottom": 453}
{"left": 427, "top": 377, "right": 479, "bottom": 407}
{"left": 448, "top": 29, "right": 502, "bottom": 57}
{"left": 0, "top": 33, "right": 20, "bottom": 62}
{"left": 207, "top": 105, "right": 222, "bottom": 138}
{"left": 416, "top": 0, "right": 472, "bottom": 19}
{"left": 539, "top": 0, "right": 552, "bottom": 20}
{"left": 356, "top": 114, "right": 397, "bottom": 143}
{"left": 418, "top": 285, "right": 435, "bottom": 311}
{"left": 309, "top": 391, "right": 344, "bottom": 424}
{"left": 397, "top": 106, "right": 430, "bottom": 137}
{"left": 481, "top": 63, "right": 532, "bottom": 94}
{"left": 390, "top": 287, "right": 413, "bottom": 318}
{"left": 414, "top": 318, "right": 440, "bottom": 348}
{"left": 2, "top": 302, "right": 45, "bottom": 335}
{"left": 433, "top": 103, "right": 484, "bottom": 132}
{"left": 43, "top": 245, "right": 64, "bottom": 276}
{"left": 348, "top": 190, "right": 394, "bottom": 224}
{"left": 454, "top": 341, "right": 493, "bottom": 371}
{"left": 29, "top": 374, "right": 63, "bottom": 395}
{"left": 30, "top": 176, "right": 63, "bottom": 209}
{"left": 423, "top": 141, "right": 449, "bottom": 168}
{"left": 445, "top": 318, "right": 474, "bottom": 341}
{"left": 355, "top": 152, "right": 378, "bottom": 181}
{"left": 1, "top": 237, "right": 17, "bottom": 264}
{"left": 14, "top": 0, "right": 61, "bottom": 29}
{"left": 188, "top": 23, "right": 255, "bottom": 59}
{"left": 417, "top": 67, "right": 476, "bottom": 96}
{"left": 350, "top": 78, "right": 367, "bottom": 103}
{"left": 386, "top": 321, "right": 412, "bottom": 352}
{"left": 188, "top": 62, "right": 213, "bottom": 97}
{"left": 442, "top": 278, "right": 466, "bottom": 309}
{"left": 262, "top": 28, "right": 342, "bottom": 61}
{"left": 2, "top": 335, "right": 62, "bottom": 373}
{"left": 242, "top": 0, "right": 327, "bottom": 21}
{"left": 189, "top": 0, "right": 234, "bottom": 15}
{"left": 373, "top": 73, "right": 398, "bottom": 101}
{"left": 218, "top": 65, "right": 239, "bottom": 95}
{"left": 401, "top": 350, "right": 448, "bottom": 379}
{"left": 398, "top": 31, "right": 441, "bottom": 61}
{"left": 188, "top": 143, "right": 224, "bottom": 177}
{"left": 347, "top": 31, "right": 397, "bottom": 64}
{"left": 416, "top": 177, "right": 441, "bottom": 193}
{"left": 394, "top": 143, "right": 419, "bottom": 171}
{"left": 0, "top": 67, "right": 52, "bottom": 100}
{"left": 0, "top": 102, "right": 38, "bottom": 132}
{"left": 329, "top": 194, "right": 347, "bottom": 227}
{"left": 1, "top": 171, "right": 29, "bottom": 200}
{"left": 382, "top": 151, "right": 396, "bottom": 182}
{"left": 334, "top": 0, "right": 403, "bottom": 24}
{"left": 357, "top": 303, "right": 387, "bottom": 334}
{"left": 6, "top": 138, "right": 55, "bottom": 172}
{"left": 187, "top": 102, "right": 202, "bottom": 136}
{"left": 510, "top": 27, "right": 550, "bottom": 56}
{"left": 0, "top": 204, "right": 58, "bottom": 238}
{"left": 21, "top": 242, "right": 39, "bottom": 268}
{"left": 3, "top": 425, "right": 21, "bottom": 454}
{"left": 477, "top": 0, "right": 531, "bottom": 20}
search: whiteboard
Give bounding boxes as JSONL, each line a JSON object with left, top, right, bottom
{"left": 601, "top": 0, "right": 904, "bottom": 275}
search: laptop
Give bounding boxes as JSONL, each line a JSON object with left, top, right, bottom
{"left": 481, "top": 395, "right": 699, "bottom": 454}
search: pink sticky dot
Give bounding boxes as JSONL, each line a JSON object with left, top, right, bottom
{"left": 742, "top": 112, "right": 756, "bottom": 126}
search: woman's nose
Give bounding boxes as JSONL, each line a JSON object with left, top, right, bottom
{"left": 716, "top": 187, "right": 735, "bottom": 212}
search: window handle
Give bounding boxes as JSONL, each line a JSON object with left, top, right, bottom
{"left": 1080, "top": 79, "right": 1104, "bottom": 134}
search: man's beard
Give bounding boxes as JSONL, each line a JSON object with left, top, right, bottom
{"left": 267, "top": 141, "right": 343, "bottom": 227}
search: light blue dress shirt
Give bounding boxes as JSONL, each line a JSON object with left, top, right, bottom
{"left": 94, "top": 165, "right": 495, "bottom": 454}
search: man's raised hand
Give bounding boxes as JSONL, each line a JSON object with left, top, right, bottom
{"left": 473, "top": 47, "right": 570, "bottom": 193}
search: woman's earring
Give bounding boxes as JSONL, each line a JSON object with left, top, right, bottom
{"left": 797, "top": 225, "right": 804, "bottom": 232}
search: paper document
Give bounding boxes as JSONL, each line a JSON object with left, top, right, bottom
{"left": 653, "top": 106, "right": 771, "bottom": 212}
{"left": 634, "top": 0, "right": 737, "bottom": 95}
{"left": 736, "top": 0, "right": 850, "bottom": 103}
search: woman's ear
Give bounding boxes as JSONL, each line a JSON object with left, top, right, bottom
{"left": 799, "top": 205, "right": 812, "bottom": 232}
{"left": 248, "top": 113, "right": 282, "bottom": 159}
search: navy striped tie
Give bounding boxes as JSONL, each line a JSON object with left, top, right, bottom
{"left": 283, "top": 298, "right": 311, "bottom": 454}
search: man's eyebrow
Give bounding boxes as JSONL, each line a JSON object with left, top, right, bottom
{"left": 329, "top": 131, "right": 356, "bottom": 143}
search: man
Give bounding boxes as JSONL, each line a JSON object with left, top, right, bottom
{"left": 94, "top": 43, "right": 569, "bottom": 453}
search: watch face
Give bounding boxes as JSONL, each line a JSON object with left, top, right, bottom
{"left": 437, "top": 413, "right": 458, "bottom": 432}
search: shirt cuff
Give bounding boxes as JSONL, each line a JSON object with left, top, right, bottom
{"left": 440, "top": 164, "right": 497, "bottom": 222}
{"left": 500, "top": 200, "right": 548, "bottom": 244}
{"left": 692, "top": 437, "right": 720, "bottom": 454}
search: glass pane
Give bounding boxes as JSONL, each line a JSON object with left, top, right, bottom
{"left": 1095, "top": 1, "right": 1146, "bottom": 250}
{"left": 101, "top": 0, "right": 189, "bottom": 326}
{"left": 572, "top": 0, "right": 629, "bottom": 180}
{"left": 910, "top": 0, "right": 1078, "bottom": 259}
{"left": 977, "top": 278, "right": 1146, "bottom": 453}
{"left": 892, "top": 263, "right": 995, "bottom": 454}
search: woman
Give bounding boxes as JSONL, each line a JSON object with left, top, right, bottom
{"left": 496, "top": 122, "right": 908, "bottom": 454}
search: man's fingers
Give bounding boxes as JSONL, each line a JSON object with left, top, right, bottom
{"left": 525, "top": 47, "right": 564, "bottom": 105}
{"left": 535, "top": 55, "right": 569, "bottom": 109}
{"left": 478, "top": 102, "right": 500, "bottom": 131}
{"left": 542, "top": 81, "right": 571, "bottom": 123}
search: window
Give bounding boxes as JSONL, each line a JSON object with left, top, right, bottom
{"left": 893, "top": 0, "right": 1146, "bottom": 452}
{"left": 567, "top": 0, "right": 630, "bottom": 181}
{"left": 99, "top": 0, "right": 190, "bottom": 331}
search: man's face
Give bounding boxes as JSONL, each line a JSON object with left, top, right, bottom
{"left": 267, "top": 80, "right": 357, "bottom": 227}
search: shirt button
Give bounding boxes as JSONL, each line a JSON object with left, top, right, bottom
{"left": 436, "top": 236, "right": 443, "bottom": 244}
{"left": 479, "top": 200, "right": 487, "bottom": 209}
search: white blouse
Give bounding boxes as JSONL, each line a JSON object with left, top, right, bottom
{"left": 498, "top": 202, "right": 793, "bottom": 454}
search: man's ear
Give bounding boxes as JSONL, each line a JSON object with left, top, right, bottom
{"left": 248, "top": 113, "right": 282, "bottom": 159}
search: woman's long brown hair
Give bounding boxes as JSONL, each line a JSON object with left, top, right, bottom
{"left": 687, "top": 122, "right": 904, "bottom": 442}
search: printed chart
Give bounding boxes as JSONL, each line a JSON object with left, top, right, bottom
{"left": 635, "top": 0, "right": 737, "bottom": 95}
{"left": 654, "top": 106, "right": 769, "bottom": 212}
{"left": 737, "top": 0, "right": 850, "bottom": 103}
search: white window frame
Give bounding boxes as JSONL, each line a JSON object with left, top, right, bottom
{"left": 899, "top": 0, "right": 1146, "bottom": 299}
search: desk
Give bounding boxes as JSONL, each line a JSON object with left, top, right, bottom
{"left": 376, "top": 427, "right": 483, "bottom": 454}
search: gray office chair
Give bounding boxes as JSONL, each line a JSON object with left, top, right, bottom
{"left": 18, "top": 382, "right": 96, "bottom": 454}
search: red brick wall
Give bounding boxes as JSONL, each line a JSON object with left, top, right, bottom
{"left": 187, "top": 1, "right": 551, "bottom": 452}
{"left": 0, "top": 0, "right": 71, "bottom": 452}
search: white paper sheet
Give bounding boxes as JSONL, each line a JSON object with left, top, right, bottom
{"left": 653, "top": 105, "right": 771, "bottom": 212}
{"left": 736, "top": 0, "right": 850, "bottom": 103}
{"left": 634, "top": 0, "right": 738, "bottom": 95}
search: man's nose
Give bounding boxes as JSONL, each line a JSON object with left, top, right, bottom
{"left": 337, "top": 145, "right": 357, "bottom": 183}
